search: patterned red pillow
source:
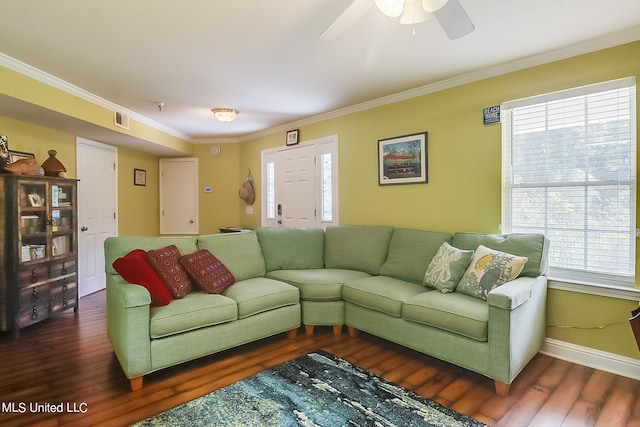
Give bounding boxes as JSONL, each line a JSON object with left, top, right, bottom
{"left": 112, "top": 249, "right": 173, "bottom": 306}
{"left": 179, "top": 249, "right": 236, "bottom": 294}
{"left": 146, "top": 245, "right": 193, "bottom": 299}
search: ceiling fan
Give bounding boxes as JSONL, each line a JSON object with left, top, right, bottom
{"left": 320, "top": 0, "right": 475, "bottom": 41}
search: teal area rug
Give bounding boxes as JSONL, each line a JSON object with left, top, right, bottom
{"left": 134, "top": 351, "right": 487, "bottom": 426}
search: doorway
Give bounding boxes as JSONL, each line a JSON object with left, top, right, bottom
{"left": 261, "top": 135, "right": 338, "bottom": 228}
{"left": 76, "top": 138, "right": 118, "bottom": 297}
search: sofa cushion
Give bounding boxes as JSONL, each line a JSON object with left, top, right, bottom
{"left": 149, "top": 292, "right": 238, "bottom": 338}
{"left": 198, "top": 232, "right": 266, "bottom": 281}
{"left": 267, "top": 269, "right": 371, "bottom": 301}
{"left": 325, "top": 225, "right": 394, "bottom": 275}
{"left": 456, "top": 245, "right": 528, "bottom": 300}
{"left": 451, "top": 232, "right": 548, "bottom": 277}
{"left": 342, "top": 276, "right": 426, "bottom": 317}
{"left": 112, "top": 249, "right": 173, "bottom": 307}
{"left": 380, "top": 228, "right": 452, "bottom": 285}
{"left": 104, "top": 236, "right": 198, "bottom": 275}
{"left": 423, "top": 242, "right": 474, "bottom": 293}
{"left": 179, "top": 249, "right": 236, "bottom": 294}
{"left": 146, "top": 245, "right": 193, "bottom": 299}
{"left": 256, "top": 227, "right": 325, "bottom": 271}
{"left": 223, "top": 277, "right": 299, "bottom": 319}
{"left": 402, "top": 291, "right": 489, "bottom": 342}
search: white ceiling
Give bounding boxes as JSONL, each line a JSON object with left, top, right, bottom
{"left": 0, "top": 0, "right": 639, "bottom": 145}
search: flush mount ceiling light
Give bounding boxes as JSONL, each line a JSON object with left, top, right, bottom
{"left": 211, "top": 108, "right": 239, "bottom": 123}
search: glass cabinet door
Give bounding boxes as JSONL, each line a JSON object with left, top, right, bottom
{"left": 18, "top": 181, "right": 48, "bottom": 264}
{"left": 51, "top": 182, "right": 74, "bottom": 258}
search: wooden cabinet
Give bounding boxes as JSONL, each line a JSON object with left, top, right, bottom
{"left": 0, "top": 175, "right": 79, "bottom": 337}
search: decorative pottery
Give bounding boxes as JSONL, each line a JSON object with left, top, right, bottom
{"left": 41, "top": 150, "right": 67, "bottom": 177}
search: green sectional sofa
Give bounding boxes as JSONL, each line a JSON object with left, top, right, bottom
{"left": 104, "top": 225, "right": 549, "bottom": 396}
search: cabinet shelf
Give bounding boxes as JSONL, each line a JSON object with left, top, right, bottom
{"left": 0, "top": 175, "right": 79, "bottom": 337}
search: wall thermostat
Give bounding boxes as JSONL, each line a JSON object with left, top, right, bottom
{"left": 210, "top": 145, "right": 221, "bottom": 156}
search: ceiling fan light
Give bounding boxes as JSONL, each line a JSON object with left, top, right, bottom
{"left": 374, "top": 0, "right": 404, "bottom": 17}
{"left": 211, "top": 108, "right": 239, "bottom": 123}
{"left": 422, "top": 0, "right": 448, "bottom": 12}
{"left": 399, "top": 0, "right": 431, "bottom": 24}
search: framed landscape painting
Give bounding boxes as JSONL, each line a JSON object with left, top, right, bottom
{"left": 378, "top": 132, "right": 427, "bottom": 185}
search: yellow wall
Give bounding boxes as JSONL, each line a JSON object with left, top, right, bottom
{"left": 239, "top": 41, "right": 640, "bottom": 359}
{"left": 193, "top": 143, "right": 242, "bottom": 235}
{"left": 117, "top": 146, "right": 161, "bottom": 236}
{"left": 0, "top": 115, "right": 77, "bottom": 177}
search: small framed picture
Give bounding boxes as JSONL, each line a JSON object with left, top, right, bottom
{"left": 28, "top": 193, "right": 44, "bottom": 207}
{"left": 9, "top": 150, "right": 35, "bottom": 163}
{"left": 286, "top": 129, "right": 299, "bottom": 146}
{"left": 134, "top": 168, "right": 146, "bottom": 186}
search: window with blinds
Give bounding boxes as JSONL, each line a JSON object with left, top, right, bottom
{"left": 502, "top": 78, "right": 637, "bottom": 286}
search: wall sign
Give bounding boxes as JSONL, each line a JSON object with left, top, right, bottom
{"left": 483, "top": 105, "right": 500, "bottom": 125}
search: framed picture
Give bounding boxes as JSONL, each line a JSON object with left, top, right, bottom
{"left": 286, "top": 129, "right": 299, "bottom": 146}
{"left": 134, "top": 168, "right": 146, "bottom": 186}
{"left": 9, "top": 150, "right": 35, "bottom": 163}
{"left": 28, "top": 193, "right": 44, "bottom": 207}
{"left": 378, "top": 132, "right": 428, "bottom": 185}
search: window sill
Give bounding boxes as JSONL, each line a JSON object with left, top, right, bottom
{"left": 548, "top": 277, "right": 640, "bottom": 301}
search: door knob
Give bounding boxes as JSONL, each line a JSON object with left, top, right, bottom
{"left": 80, "top": 226, "right": 88, "bottom": 232}
{"left": 189, "top": 219, "right": 194, "bottom": 224}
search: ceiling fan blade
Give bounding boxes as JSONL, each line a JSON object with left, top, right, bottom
{"left": 433, "top": 0, "right": 474, "bottom": 40}
{"left": 320, "top": 0, "right": 373, "bottom": 40}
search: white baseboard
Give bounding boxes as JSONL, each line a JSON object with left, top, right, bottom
{"left": 541, "top": 338, "right": 640, "bottom": 381}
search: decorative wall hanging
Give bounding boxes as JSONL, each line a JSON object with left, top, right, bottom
{"left": 134, "top": 168, "right": 147, "bottom": 186}
{"left": 286, "top": 129, "right": 299, "bottom": 146}
{"left": 378, "top": 132, "right": 428, "bottom": 185}
{"left": 239, "top": 169, "right": 255, "bottom": 205}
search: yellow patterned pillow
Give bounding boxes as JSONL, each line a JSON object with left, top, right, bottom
{"left": 456, "top": 245, "right": 528, "bottom": 300}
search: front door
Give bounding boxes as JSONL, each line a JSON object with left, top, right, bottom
{"left": 76, "top": 138, "right": 117, "bottom": 297}
{"left": 276, "top": 144, "right": 317, "bottom": 227}
{"left": 262, "top": 135, "right": 339, "bottom": 228}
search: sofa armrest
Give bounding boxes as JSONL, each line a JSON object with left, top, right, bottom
{"left": 487, "top": 276, "right": 539, "bottom": 310}
{"left": 106, "top": 275, "right": 152, "bottom": 379}
{"left": 487, "top": 275, "right": 547, "bottom": 384}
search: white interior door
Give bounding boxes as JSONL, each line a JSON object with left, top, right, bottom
{"left": 76, "top": 138, "right": 117, "bottom": 297}
{"left": 160, "top": 158, "right": 199, "bottom": 234}
{"left": 261, "top": 135, "right": 339, "bottom": 228}
{"left": 277, "top": 145, "right": 316, "bottom": 227}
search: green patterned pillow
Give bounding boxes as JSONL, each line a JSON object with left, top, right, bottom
{"left": 456, "top": 245, "right": 528, "bottom": 300}
{"left": 423, "top": 242, "right": 474, "bottom": 293}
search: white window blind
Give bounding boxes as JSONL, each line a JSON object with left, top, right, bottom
{"left": 502, "top": 78, "right": 637, "bottom": 286}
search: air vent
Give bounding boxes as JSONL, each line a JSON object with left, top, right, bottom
{"left": 114, "top": 111, "right": 130, "bottom": 129}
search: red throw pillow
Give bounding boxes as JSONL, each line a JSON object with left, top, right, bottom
{"left": 112, "top": 249, "right": 173, "bottom": 307}
{"left": 179, "top": 249, "right": 236, "bottom": 294}
{"left": 146, "top": 245, "right": 193, "bottom": 299}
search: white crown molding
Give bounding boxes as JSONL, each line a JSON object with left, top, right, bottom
{"left": 0, "top": 52, "right": 193, "bottom": 143}
{"left": 240, "top": 25, "right": 640, "bottom": 142}
{"left": 542, "top": 338, "right": 640, "bottom": 381}
{"left": 1, "top": 25, "right": 639, "bottom": 145}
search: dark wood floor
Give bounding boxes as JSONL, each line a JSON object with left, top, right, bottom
{"left": 1, "top": 291, "right": 639, "bottom": 427}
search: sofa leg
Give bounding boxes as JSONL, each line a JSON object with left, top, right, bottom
{"left": 347, "top": 326, "right": 359, "bottom": 337}
{"left": 130, "top": 376, "right": 143, "bottom": 392}
{"left": 495, "top": 380, "right": 510, "bottom": 397}
{"left": 287, "top": 328, "right": 298, "bottom": 339}
{"left": 305, "top": 325, "right": 314, "bottom": 336}
{"left": 333, "top": 325, "right": 343, "bottom": 336}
